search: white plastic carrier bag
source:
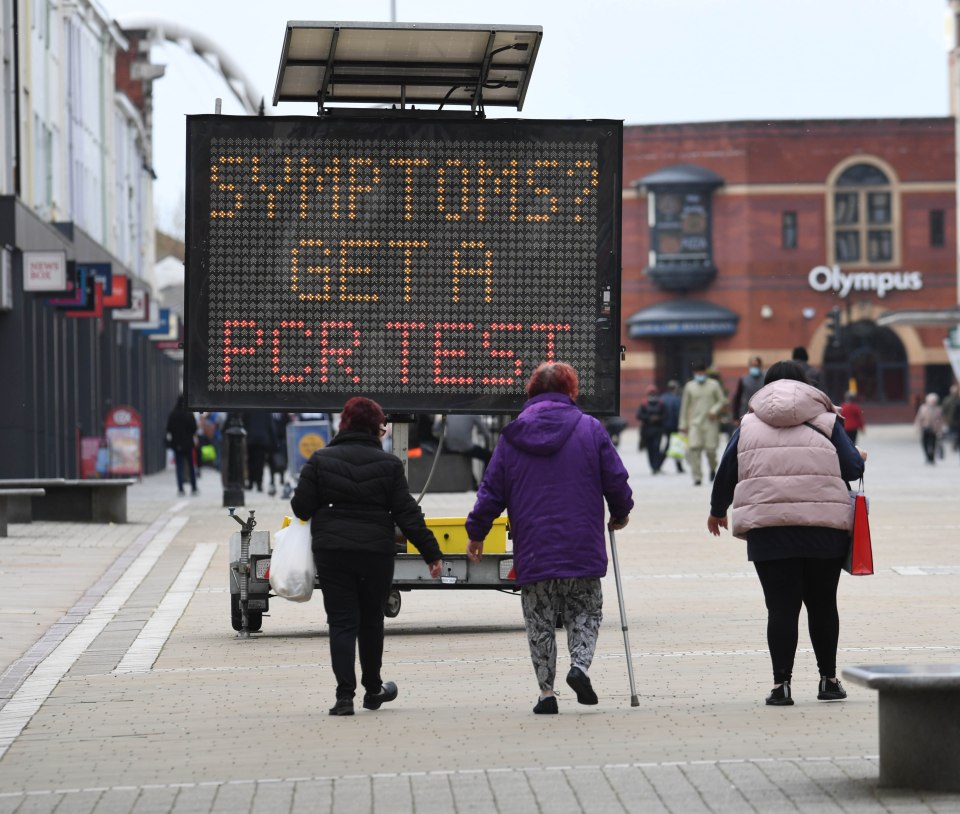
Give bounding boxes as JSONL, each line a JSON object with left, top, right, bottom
{"left": 666, "top": 432, "right": 688, "bottom": 460}
{"left": 268, "top": 517, "right": 316, "bottom": 602}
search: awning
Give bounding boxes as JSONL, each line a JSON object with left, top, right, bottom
{"left": 633, "top": 163, "right": 725, "bottom": 190}
{"left": 627, "top": 299, "right": 740, "bottom": 338}
{"left": 875, "top": 305, "right": 960, "bottom": 327}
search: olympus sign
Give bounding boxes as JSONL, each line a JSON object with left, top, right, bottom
{"left": 808, "top": 265, "right": 923, "bottom": 299}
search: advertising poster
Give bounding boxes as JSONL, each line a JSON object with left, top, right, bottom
{"left": 104, "top": 406, "right": 143, "bottom": 477}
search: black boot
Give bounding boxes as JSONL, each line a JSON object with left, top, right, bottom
{"left": 329, "top": 698, "right": 354, "bottom": 716}
{"left": 362, "top": 681, "right": 398, "bottom": 710}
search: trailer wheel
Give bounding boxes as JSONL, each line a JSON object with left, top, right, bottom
{"left": 385, "top": 590, "right": 402, "bottom": 618}
{"left": 231, "top": 595, "right": 263, "bottom": 632}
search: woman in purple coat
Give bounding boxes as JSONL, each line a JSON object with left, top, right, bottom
{"left": 466, "top": 363, "right": 634, "bottom": 714}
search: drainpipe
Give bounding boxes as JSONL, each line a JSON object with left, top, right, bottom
{"left": 11, "top": 0, "right": 21, "bottom": 196}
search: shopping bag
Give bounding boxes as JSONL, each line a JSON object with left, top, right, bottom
{"left": 844, "top": 491, "right": 874, "bottom": 576}
{"left": 666, "top": 432, "right": 688, "bottom": 460}
{"left": 269, "top": 518, "right": 316, "bottom": 601}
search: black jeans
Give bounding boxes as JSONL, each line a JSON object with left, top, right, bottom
{"left": 315, "top": 550, "right": 395, "bottom": 700}
{"left": 921, "top": 429, "right": 938, "bottom": 463}
{"left": 173, "top": 448, "right": 197, "bottom": 492}
{"left": 753, "top": 557, "right": 843, "bottom": 684}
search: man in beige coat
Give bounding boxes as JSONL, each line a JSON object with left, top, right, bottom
{"left": 679, "top": 360, "right": 727, "bottom": 485}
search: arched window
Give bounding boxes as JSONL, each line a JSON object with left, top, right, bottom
{"left": 822, "top": 320, "right": 907, "bottom": 404}
{"left": 831, "top": 162, "right": 896, "bottom": 266}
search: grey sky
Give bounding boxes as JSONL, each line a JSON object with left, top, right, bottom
{"left": 102, "top": 0, "right": 951, "bottom": 236}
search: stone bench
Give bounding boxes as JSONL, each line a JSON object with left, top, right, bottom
{"left": 0, "top": 478, "right": 135, "bottom": 524}
{"left": 842, "top": 664, "right": 960, "bottom": 792}
{"left": 0, "top": 489, "right": 46, "bottom": 537}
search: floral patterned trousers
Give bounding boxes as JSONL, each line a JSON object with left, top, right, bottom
{"left": 520, "top": 577, "right": 603, "bottom": 692}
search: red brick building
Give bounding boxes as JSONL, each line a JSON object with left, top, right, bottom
{"left": 620, "top": 118, "right": 957, "bottom": 423}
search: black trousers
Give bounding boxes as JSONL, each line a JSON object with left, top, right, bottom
{"left": 753, "top": 557, "right": 843, "bottom": 684}
{"left": 315, "top": 550, "right": 395, "bottom": 700}
{"left": 247, "top": 443, "right": 269, "bottom": 490}
{"left": 643, "top": 430, "right": 665, "bottom": 472}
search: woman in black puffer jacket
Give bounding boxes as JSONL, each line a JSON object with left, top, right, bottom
{"left": 291, "top": 397, "right": 443, "bottom": 716}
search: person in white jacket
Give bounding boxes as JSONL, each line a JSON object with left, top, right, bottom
{"left": 679, "top": 360, "right": 726, "bottom": 486}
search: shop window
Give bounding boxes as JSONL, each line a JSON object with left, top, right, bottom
{"left": 781, "top": 211, "right": 797, "bottom": 249}
{"left": 830, "top": 163, "right": 896, "bottom": 267}
{"left": 930, "top": 209, "right": 945, "bottom": 248}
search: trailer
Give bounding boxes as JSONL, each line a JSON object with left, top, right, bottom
{"left": 228, "top": 510, "right": 515, "bottom": 634}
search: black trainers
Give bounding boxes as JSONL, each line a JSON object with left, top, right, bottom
{"left": 363, "top": 681, "right": 398, "bottom": 710}
{"left": 566, "top": 666, "right": 599, "bottom": 705}
{"left": 765, "top": 681, "right": 794, "bottom": 706}
{"left": 817, "top": 677, "right": 847, "bottom": 701}
{"left": 533, "top": 695, "right": 558, "bottom": 714}
{"left": 329, "top": 698, "right": 354, "bottom": 716}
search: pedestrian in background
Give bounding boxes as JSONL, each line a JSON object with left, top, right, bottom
{"left": 267, "top": 412, "right": 291, "bottom": 496}
{"left": 198, "top": 412, "right": 225, "bottom": 469}
{"left": 840, "top": 391, "right": 865, "bottom": 445}
{"left": 660, "top": 380, "right": 684, "bottom": 474}
{"left": 940, "top": 383, "right": 959, "bottom": 453}
{"left": 707, "top": 366, "right": 734, "bottom": 441}
{"left": 165, "top": 396, "right": 198, "bottom": 496}
{"left": 636, "top": 384, "right": 667, "bottom": 474}
{"left": 435, "top": 414, "right": 492, "bottom": 488}
{"left": 731, "top": 356, "right": 765, "bottom": 424}
{"left": 291, "top": 397, "right": 443, "bottom": 716}
{"left": 707, "top": 360, "right": 866, "bottom": 706}
{"left": 679, "top": 361, "right": 726, "bottom": 486}
{"left": 791, "top": 346, "right": 821, "bottom": 389}
{"left": 914, "top": 393, "right": 944, "bottom": 464}
{"left": 241, "top": 410, "right": 276, "bottom": 492}
{"left": 465, "top": 362, "right": 633, "bottom": 714}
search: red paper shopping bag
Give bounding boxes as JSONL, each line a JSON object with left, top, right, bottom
{"left": 844, "top": 493, "right": 874, "bottom": 575}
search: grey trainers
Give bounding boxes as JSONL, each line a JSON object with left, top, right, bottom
{"left": 765, "top": 681, "right": 794, "bottom": 706}
{"left": 817, "top": 677, "right": 847, "bottom": 701}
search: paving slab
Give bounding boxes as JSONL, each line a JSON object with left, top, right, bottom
{"left": 0, "top": 425, "right": 957, "bottom": 812}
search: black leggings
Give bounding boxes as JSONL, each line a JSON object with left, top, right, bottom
{"left": 315, "top": 550, "right": 395, "bottom": 700}
{"left": 753, "top": 557, "right": 843, "bottom": 684}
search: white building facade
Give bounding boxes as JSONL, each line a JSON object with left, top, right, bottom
{"left": 0, "top": 0, "right": 179, "bottom": 478}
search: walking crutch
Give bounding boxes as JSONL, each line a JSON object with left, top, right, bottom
{"left": 608, "top": 527, "right": 640, "bottom": 706}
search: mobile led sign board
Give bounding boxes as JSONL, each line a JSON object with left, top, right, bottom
{"left": 184, "top": 115, "right": 623, "bottom": 414}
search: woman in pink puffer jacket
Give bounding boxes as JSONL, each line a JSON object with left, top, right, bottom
{"left": 707, "top": 360, "right": 866, "bottom": 707}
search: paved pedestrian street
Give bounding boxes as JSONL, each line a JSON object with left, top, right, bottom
{"left": 0, "top": 424, "right": 958, "bottom": 813}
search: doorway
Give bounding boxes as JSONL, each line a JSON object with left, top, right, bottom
{"left": 655, "top": 338, "right": 713, "bottom": 387}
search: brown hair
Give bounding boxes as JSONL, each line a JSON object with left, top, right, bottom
{"left": 339, "top": 397, "right": 386, "bottom": 436}
{"left": 525, "top": 362, "right": 579, "bottom": 400}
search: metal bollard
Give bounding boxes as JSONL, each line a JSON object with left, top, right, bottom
{"left": 221, "top": 414, "right": 247, "bottom": 507}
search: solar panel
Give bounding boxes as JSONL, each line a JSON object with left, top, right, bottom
{"left": 273, "top": 21, "right": 542, "bottom": 113}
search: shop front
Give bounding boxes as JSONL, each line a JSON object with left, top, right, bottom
{"left": 620, "top": 118, "right": 957, "bottom": 422}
